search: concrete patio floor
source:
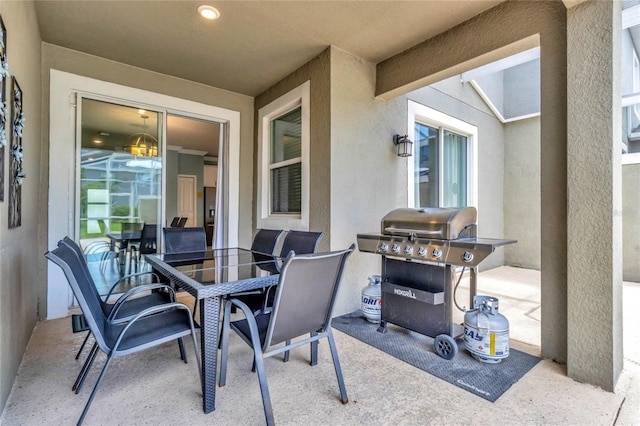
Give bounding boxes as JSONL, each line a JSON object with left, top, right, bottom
{"left": 1, "top": 267, "right": 639, "bottom": 425}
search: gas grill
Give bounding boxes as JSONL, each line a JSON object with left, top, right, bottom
{"left": 357, "top": 207, "right": 516, "bottom": 359}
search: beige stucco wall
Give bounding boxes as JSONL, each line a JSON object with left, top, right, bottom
{"left": 254, "top": 48, "right": 332, "bottom": 251}
{"left": 504, "top": 117, "right": 541, "bottom": 270}
{"left": 567, "top": 0, "right": 623, "bottom": 390}
{"left": 623, "top": 164, "right": 640, "bottom": 281}
{"left": 0, "top": 0, "right": 42, "bottom": 413}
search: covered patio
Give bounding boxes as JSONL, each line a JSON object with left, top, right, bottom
{"left": 2, "top": 267, "right": 639, "bottom": 424}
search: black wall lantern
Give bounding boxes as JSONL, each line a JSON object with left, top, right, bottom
{"left": 393, "top": 134, "right": 413, "bottom": 157}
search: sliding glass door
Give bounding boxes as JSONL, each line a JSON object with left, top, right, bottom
{"left": 78, "top": 97, "right": 163, "bottom": 286}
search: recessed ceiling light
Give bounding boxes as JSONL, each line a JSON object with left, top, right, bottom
{"left": 198, "top": 5, "right": 220, "bottom": 20}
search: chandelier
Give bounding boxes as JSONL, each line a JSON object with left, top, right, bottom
{"left": 122, "top": 114, "right": 158, "bottom": 157}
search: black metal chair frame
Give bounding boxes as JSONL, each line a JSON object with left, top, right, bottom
{"left": 46, "top": 242, "right": 202, "bottom": 426}
{"left": 60, "top": 237, "right": 179, "bottom": 393}
{"left": 219, "top": 244, "right": 354, "bottom": 426}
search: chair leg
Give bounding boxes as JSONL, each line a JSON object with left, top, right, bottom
{"left": 73, "top": 342, "right": 98, "bottom": 393}
{"left": 218, "top": 300, "right": 233, "bottom": 387}
{"left": 76, "top": 331, "right": 91, "bottom": 360}
{"left": 77, "top": 351, "right": 115, "bottom": 426}
{"left": 310, "top": 332, "right": 318, "bottom": 366}
{"left": 177, "top": 338, "right": 188, "bottom": 363}
{"left": 327, "top": 329, "right": 348, "bottom": 404}
{"left": 283, "top": 340, "right": 291, "bottom": 362}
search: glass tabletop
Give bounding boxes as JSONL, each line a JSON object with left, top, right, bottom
{"left": 152, "top": 247, "right": 280, "bottom": 286}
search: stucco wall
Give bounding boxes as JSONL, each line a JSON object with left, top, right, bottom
{"left": 0, "top": 0, "right": 42, "bottom": 414}
{"left": 623, "top": 164, "right": 640, "bottom": 281}
{"left": 254, "top": 48, "right": 332, "bottom": 251}
{"left": 328, "top": 48, "right": 507, "bottom": 316}
{"left": 504, "top": 117, "right": 541, "bottom": 270}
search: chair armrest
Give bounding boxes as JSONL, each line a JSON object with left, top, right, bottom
{"left": 107, "top": 283, "right": 176, "bottom": 321}
{"left": 226, "top": 298, "right": 264, "bottom": 348}
{"left": 105, "top": 271, "right": 162, "bottom": 300}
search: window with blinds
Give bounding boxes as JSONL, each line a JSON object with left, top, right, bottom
{"left": 270, "top": 107, "right": 302, "bottom": 214}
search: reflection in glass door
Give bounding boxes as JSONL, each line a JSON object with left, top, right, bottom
{"left": 78, "top": 98, "right": 163, "bottom": 291}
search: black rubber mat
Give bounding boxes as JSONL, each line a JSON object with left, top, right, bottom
{"left": 332, "top": 312, "right": 540, "bottom": 402}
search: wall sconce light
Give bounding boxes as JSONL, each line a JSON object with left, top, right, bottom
{"left": 393, "top": 134, "right": 413, "bottom": 157}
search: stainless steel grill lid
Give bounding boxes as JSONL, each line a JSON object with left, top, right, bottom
{"left": 381, "top": 207, "right": 477, "bottom": 240}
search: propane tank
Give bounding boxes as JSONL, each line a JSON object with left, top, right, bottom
{"left": 361, "top": 275, "right": 382, "bottom": 323}
{"left": 463, "top": 295, "right": 510, "bottom": 363}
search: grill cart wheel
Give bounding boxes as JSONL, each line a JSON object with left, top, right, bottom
{"left": 434, "top": 334, "right": 458, "bottom": 360}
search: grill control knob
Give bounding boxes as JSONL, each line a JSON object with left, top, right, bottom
{"left": 404, "top": 245, "right": 413, "bottom": 255}
{"left": 462, "top": 251, "right": 474, "bottom": 263}
{"left": 392, "top": 244, "right": 401, "bottom": 254}
{"left": 379, "top": 242, "right": 389, "bottom": 252}
{"left": 417, "top": 247, "right": 427, "bottom": 257}
{"left": 432, "top": 248, "right": 443, "bottom": 259}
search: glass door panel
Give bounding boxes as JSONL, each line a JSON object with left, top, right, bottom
{"left": 79, "top": 98, "right": 163, "bottom": 289}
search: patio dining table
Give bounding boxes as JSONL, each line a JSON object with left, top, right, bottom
{"left": 145, "top": 247, "right": 280, "bottom": 414}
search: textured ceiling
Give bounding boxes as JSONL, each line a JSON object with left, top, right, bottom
{"left": 35, "top": 1, "right": 502, "bottom": 97}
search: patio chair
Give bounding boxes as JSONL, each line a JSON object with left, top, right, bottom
{"left": 219, "top": 244, "right": 354, "bottom": 426}
{"left": 60, "top": 237, "right": 180, "bottom": 390}
{"left": 260, "top": 230, "right": 324, "bottom": 312}
{"left": 163, "top": 227, "right": 207, "bottom": 253}
{"left": 227, "top": 229, "right": 284, "bottom": 314}
{"left": 46, "top": 243, "right": 201, "bottom": 426}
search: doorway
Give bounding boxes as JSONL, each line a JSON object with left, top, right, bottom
{"left": 47, "top": 70, "right": 241, "bottom": 319}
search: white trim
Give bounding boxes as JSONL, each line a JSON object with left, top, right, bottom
{"left": 623, "top": 4, "right": 640, "bottom": 30}
{"left": 48, "top": 69, "right": 241, "bottom": 319}
{"left": 622, "top": 152, "right": 640, "bottom": 165}
{"left": 407, "top": 100, "right": 478, "bottom": 209}
{"left": 257, "top": 81, "right": 310, "bottom": 231}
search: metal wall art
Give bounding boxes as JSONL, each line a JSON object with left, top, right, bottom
{"left": 9, "top": 76, "right": 24, "bottom": 228}
{"left": 0, "top": 16, "right": 8, "bottom": 202}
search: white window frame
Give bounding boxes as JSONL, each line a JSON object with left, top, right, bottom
{"left": 407, "top": 100, "right": 478, "bottom": 208}
{"left": 257, "top": 81, "right": 310, "bottom": 231}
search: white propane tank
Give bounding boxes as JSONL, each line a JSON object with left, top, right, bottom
{"left": 361, "top": 275, "right": 382, "bottom": 323}
{"left": 463, "top": 295, "right": 510, "bottom": 363}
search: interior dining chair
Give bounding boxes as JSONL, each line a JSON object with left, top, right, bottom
{"left": 46, "top": 242, "right": 201, "bottom": 426}
{"left": 136, "top": 224, "right": 158, "bottom": 270}
{"left": 177, "top": 217, "right": 188, "bottom": 227}
{"left": 60, "top": 237, "right": 181, "bottom": 392}
{"left": 169, "top": 216, "right": 181, "bottom": 227}
{"left": 163, "top": 227, "right": 207, "bottom": 253}
{"left": 219, "top": 244, "right": 355, "bottom": 426}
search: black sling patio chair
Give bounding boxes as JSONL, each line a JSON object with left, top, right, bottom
{"left": 61, "top": 237, "right": 177, "bottom": 373}
{"left": 219, "top": 244, "right": 354, "bottom": 426}
{"left": 227, "top": 229, "right": 285, "bottom": 314}
{"left": 260, "top": 230, "right": 324, "bottom": 312}
{"left": 163, "top": 226, "right": 207, "bottom": 254}
{"left": 46, "top": 243, "right": 201, "bottom": 426}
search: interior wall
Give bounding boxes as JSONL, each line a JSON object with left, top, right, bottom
{"left": 254, "top": 48, "right": 332, "bottom": 251}
{"left": 504, "top": 117, "right": 541, "bottom": 270}
{"left": 0, "top": 0, "right": 43, "bottom": 415}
